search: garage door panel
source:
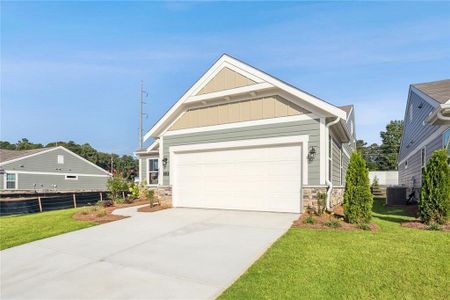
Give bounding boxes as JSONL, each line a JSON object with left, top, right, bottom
{"left": 173, "top": 143, "right": 302, "bottom": 213}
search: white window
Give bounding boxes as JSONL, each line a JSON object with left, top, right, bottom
{"left": 421, "top": 147, "right": 426, "bottom": 172}
{"left": 328, "top": 135, "right": 332, "bottom": 181}
{"left": 148, "top": 158, "right": 159, "bottom": 185}
{"left": 57, "top": 155, "right": 64, "bottom": 164}
{"left": 350, "top": 121, "right": 354, "bottom": 135}
{"left": 409, "top": 104, "right": 413, "bottom": 122}
{"left": 65, "top": 175, "right": 78, "bottom": 180}
{"left": 5, "top": 173, "right": 17, "bottom": 189}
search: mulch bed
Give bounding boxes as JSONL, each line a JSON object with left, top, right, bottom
{"left": 401, "top": 220, "right": 450, "bottom": 232}
{"left": 137, "top": 204, "right": 170, "bottom": 213}
{"left": 73, "top": 199, "right": 149, "bottom": 224}
{"left": 292, "top": 205, "right": 378, "bottom": 231}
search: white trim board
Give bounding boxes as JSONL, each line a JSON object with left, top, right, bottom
{"left": 169, "top": 135, "right": 309, "bottom": 185}
{"left": 163, "top": 114, "right": 317, "bottom": 137}
{"left": 2, "top": 170, "right": 110, "bottom": 177}
{"left": 398, "top": 126, "right": 449, "bottom": 165}
{"left": 186, "top": 82, "right": 274, "bottom": 104}
{"left": 144, "top": 54, "right": 347, "bottom": 140}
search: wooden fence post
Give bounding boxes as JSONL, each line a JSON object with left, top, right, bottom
{"left": 100, "top": 192, "right": 103, "bottom": 201}
{"left": 38, "top": 197, "right": 43, "bottom": 212}
{"left": 122, "top": 191, "right": 125, "bottom": 199}
{"left": 73, "top": 193, "right": 77, "bottom": 208}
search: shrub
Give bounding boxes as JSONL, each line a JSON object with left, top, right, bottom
{"left": 323, "top": 219, "right": 341, "bottom": 228}
{"left": 147, "top": 190, "right": 155, "bottom": 207}
{"left": 96, "top": 208, "right": 107, "bottom": 217}
{"left": 114, "top": 198, "right": 125, "bottom": 205}
{"left": 127, "top": 183, "right": 140, "bottom": 200}
{"left": 303, "top": 215, "right": 315, "bottom": 224}
{"left": 106, "top": 176, "right": 128, "bottom": 200}
{"left": 316, "top": 191, "right": 327, "bottom": 215}
{"left": 426, "top": 223, "right": 441, "bottom": 231}
{"left": 419, "top": 149, "right": 450, "bottom": 225}
{"left": 358, "top": 223, "right": 371, "bottom": 231}
{"left": 344, "top": 152, "right": 373, "bottom": 224}
{"left": 96, "top": 200, "right": 113, "bottom": 207}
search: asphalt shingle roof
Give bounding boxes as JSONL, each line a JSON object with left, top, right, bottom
{"left": 0, "top": 147, "right": 56, "bottom": 164}
{"left": 412, "top": 79, "right": 450, "bottom": 104}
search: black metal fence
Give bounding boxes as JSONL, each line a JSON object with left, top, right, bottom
{"left": 0, "top": 192, "right": 108, "bottom": 216}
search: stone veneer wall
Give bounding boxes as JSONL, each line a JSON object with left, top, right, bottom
{"left": 303, "top": 186, "right": 344, "bottom": 211}
{"left": 155, "top": 186, "right": 172, "bottom": 207}
{"left": 151, "top": 185, "right": 344, "bottom": 212}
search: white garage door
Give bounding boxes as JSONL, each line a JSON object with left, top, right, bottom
{"left": 171, "top": 142, "right": 302, "bottom": 213}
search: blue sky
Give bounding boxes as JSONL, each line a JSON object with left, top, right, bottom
{"left": 1, "top": 1, "right": 449, "bottom": 154}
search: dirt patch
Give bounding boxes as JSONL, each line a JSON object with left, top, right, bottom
{"left": 293, "top": 205, "right": 378, "bottom": 231}
{"left": 401, "top": 220, "right": 450, "bottom": 232}
{"left": 73, "top": 199, "right": 149, "bottom": 224}
{"left": 137, "top": 204, "right": 170, "bottom": 213}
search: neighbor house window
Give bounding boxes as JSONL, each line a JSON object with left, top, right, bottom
{"left": 148, "top": 159, "right": 159, "bottom": 185}
{"left": 328, "top": 135, "right": 332, "bottom": 181}
{"left": 6, "top": 173, "right": 17, "bottom": 189}
{"left": 421, "top": 147, "right": 426, "bottom": 172}
{"left": 57, "top": 155, "right": 64, "bottom": 164}
{"left": 65, "top": 175, "right": 78, "bottom": 180}
{"left": 405, "top": 160, "right": 408, "bottom": 169}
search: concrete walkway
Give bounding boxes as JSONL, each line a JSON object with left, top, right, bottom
{"left": 1, "top": 206, "right": 297, "bottom": 300}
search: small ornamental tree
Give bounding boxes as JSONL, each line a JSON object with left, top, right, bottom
{"left": 344, "top": 152, "right": 373, "bottom": 224}
{"left": 419, "top": 149, "right": 450, "bottom": 225}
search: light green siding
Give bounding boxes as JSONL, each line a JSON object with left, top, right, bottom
{"left": 161, "top": 118, "right": 321, "bottom": 185}
{"left": 331, "top": 137, "right": 342, "bottom": 186}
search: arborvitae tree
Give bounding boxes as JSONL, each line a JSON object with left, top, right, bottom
{"left": 419, "top": 149, "right": 450, "bottom": 225}
{"left": 344, "top": 152, "right": 373, "bottom": 224}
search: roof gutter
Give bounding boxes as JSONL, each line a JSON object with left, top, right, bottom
{"left": 426, "top": 104, "right": 450, "bottom": 125}
{"left": 325, "top": 117, "right": 341, "bottom": 211}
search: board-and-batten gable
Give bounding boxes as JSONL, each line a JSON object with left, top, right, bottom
{"left": 2, "top": 147, "right": 109, "bottom": 176}
{"left": 398, "top": 89, "right": 441, "bottom": 162}
{"left": 144, "top": 54, "right": 348, "bottom": 140}
{"left": 196, "top": 67, "right": 256, "bottom": 95}
{"left": 168, "top": 95, "right": 311, "bottom": 131}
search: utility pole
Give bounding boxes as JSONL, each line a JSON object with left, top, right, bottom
{"left": 139, "top": 81, "right": 144, "bottom": 150}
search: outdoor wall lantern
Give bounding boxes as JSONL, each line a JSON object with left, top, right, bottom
{"left": 162, "top": 157, "right": 168, "bottom": 168}
{"left": 308, "top": 146, "right": 317, "bottom": 161}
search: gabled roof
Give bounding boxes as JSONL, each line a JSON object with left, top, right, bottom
{"left": 0, "top": 147, "right": 57, "bottom": 163}
{"left": 338, "top": 105, "right": 353, "bottom": 117}
{"left": 0, "top": 146, "right": 111, "bottom": 175}
{"left": 412, "top": 79, "right": 450, "bottom": 104}
{"left": 144, "top": 54, "right": 348, "bottom": 140}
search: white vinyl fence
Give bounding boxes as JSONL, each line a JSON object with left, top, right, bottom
{"left": 369, "top": 171, "right": 398, "bottom": 186}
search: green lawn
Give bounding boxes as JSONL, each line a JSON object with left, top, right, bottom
{"left": 220, "top": 199, "right": 450, "bottom": 299}
{"left": 0, "top": 209, "right": 96, "bottom": 250}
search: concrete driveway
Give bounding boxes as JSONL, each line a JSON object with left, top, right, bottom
{"left": 1, "top": 206, "right": 297, "bottom": 299}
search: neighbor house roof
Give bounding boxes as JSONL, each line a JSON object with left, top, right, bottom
{"left": 338, "top": 105, "right": 353, "bottom": 117}
{"left": 412, "top": 79, "right": 450, "bottom": 104}
{"left": 0, "top": 147, "right": 57, "bottom": 164}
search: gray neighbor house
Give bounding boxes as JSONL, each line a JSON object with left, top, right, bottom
{"left": 0, "top": 146, "right": 111, "bottom": 191}
{"left": 398, "top": 79, "right": 450, "bottom": 191}
{"left": 136, "top": 54, "right": 356, "bottom": 213}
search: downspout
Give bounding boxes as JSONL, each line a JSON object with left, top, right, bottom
{"left": 325, "top": 117, "right": 341, "bottom": 211}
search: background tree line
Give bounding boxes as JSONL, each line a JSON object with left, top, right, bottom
{"left": 0, "top": 139, "right": 138, "bottom": 180}
{"left": 356, "top": 120, "right": 404, "bottom": 171}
